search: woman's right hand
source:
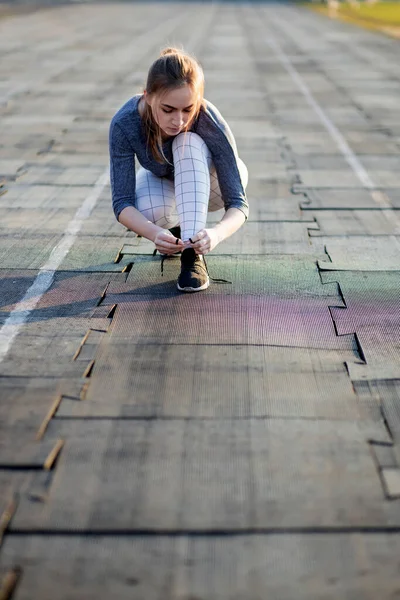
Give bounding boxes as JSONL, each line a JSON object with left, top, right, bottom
{"left": 153, "top": 229, "right": 185, "bottom": 255}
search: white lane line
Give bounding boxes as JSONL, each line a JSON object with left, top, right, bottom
{"left": 0, "top": 171, "right": 109, "bottom": 364}
{"left": 261, "top": 10, "right": 399, "bottom": 219}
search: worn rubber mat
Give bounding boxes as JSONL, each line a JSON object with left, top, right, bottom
{"left": 10, "top": 419, "right": 400, "bottom": 531}
{"left": 0, "top": 234, "right": 62, "bottom": 269}
{"left": 322, "top": 271, "right": 400, "bottom": 328}
{"left": 25, "top": 271, "right": 123, "bottom": 318}
{"left": 78, "top": 212, "right": 135, "bottom": 237}
{"left": 16, "top": 166, "right": 105, "bottom": 186}
{"left": 347, "top": 326, "right": 400, "bottom": 380}
{"left": 1, "top": 533, "right": 400, "bottom": 600}
{"left": 0, "top": 319, "right": 112, "bottom": 378}
{"left": 376, "top": 380, "right": 400, "bottom": 443}
{"left": 308, "top": 211, "right": 400, "bottom": 235}
{"left": 52, "top": 236, "right": 132, "bottom": 272}
{"left": 222, "top": 118, "right": 280, "bottom": 140}
{"left": 275, "top": 107, "right": 370, "bottom": 126}
{"left": 93, "top": 296, "right": 355, "bottom": 351}
{"left": 322, "top": 271, "right": 400, "bottom": 379}
{"left": 0, "top": 270, "right": 39, "bottom": 324}
{"left": 292, "top": 154, "right": 400, "bottom": 172}
{"left": 0, "top": 207, "right": 130, "bottom": 238}
{"left": 105, "top": 255, "right": 344, "bottom": 300}
{"left": 0, "top": 133, "right": 56, "bottom": 161}
{"left": 244, "top": 180, "right": 294, "bottom": 199}
{"left": 0, "top": 158, "right": 26, "bottom": 181}
{"left": 0, "top": 185, "right": 98, "bottom": 210}
{"left": 206, "top": 97, "right": 266, "bottom": 119}
{"left": 35, "top": 153, "right": 109, "bottom": 169}
{"left": 0, "top": 354, "right": 90, "bottom": 379}
{"left": 283, "top": 132, "right": 399, "bottom": 157}
{"left": 0, "top": 434, "right": 62, "bottom": 469}
{"left": 0, "top": 472, "right": 33, "bottom": 523}
{"left": 295, "top": 170, "right": 400, "bottom": 188}
{"left": 0, "top": 377, "right": 64, "bottom": 435}
{"left": 319, "top": 237, "right": 400, "bottom": 270}
{"left": 0, "top": 234, "right": 131, "bottom": 271}
{"left": 298, "top": 188, "right": 400, "bottom": 210}
{"left": 1, "top": 272, "right": 122, "bottom": 324}
{"left": 57, "top": 344, "right": 361, "bottom": 419}
{"left": 0, "top": 273, "right": 122, "bottom": 377}
{"left": 207, "top": 199, "right": 313, "bottom": 223}
{"left": 0, "top": 208, "right": 73, "bottom": 235}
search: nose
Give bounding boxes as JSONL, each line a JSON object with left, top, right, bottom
{"left": 173, "top": 112, "right": 184, "bottom": 127}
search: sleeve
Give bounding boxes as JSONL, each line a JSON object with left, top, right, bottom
{"left": 109, "top": 119, "right": 136, "bottom": 221}
{"left": 199, "top": 101, "right": 249, "bottom": 221}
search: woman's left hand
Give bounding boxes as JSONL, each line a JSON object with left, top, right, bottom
{"left": 189, "top": 227, "right": 222, "bottom": 255}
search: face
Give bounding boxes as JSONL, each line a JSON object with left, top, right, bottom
{"left": 145, "top": 84, "right": 198, "bottom": 138}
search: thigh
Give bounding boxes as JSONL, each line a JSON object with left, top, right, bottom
{"left": 208, "top": 166, "right": 224, "bottom": 212}
{"left": 135, "top": 167, "right": 175, "bottom": 210}
{"left": 172, "top": 134, "right": 249, "bottom": 213}
{"left": 135, "top": 167, "right": 179, "bottom": 227}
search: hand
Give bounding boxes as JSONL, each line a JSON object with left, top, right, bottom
{"left": 154, "top": 229, "right": 185, "bottom": 255}
{"left": 188, "top": 228, "right": 222, "bottom": 255}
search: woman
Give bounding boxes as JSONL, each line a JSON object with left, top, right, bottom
{"left": 109, "top": 47, "right": 249, "bottom": 292}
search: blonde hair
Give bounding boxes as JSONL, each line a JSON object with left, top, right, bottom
{"left": 142, "top": 46, "right": 205, "bottom": 163}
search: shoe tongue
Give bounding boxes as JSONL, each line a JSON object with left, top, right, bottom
{"left": 181, "top": 247, "right": 197, "bottom": 266}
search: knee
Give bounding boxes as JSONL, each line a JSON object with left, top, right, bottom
{"left": 172, "top": 131, "right": 208, "bottom": 156}
{"left": 140, "top": 206, "right": 179, "bottom": 228}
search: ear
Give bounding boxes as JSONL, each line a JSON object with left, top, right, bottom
{"left": 143, "top": 90, "right": 152, "bottom": 106}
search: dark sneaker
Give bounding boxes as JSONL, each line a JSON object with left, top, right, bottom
{"left": 168, "top": 225, "right": 181, "bottom": 239}
{"left": 177, "top": 248, "right": 209, "bottom": 292}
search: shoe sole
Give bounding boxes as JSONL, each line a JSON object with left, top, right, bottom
{"left": 177, "top": 279, "right": 210, "bottom": 292}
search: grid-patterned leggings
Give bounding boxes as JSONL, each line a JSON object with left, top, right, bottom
{"left": 135, "top": 132, "right": 248, "bottom": 242}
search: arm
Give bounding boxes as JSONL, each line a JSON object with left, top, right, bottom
{"left": 110, "top": 120, "right": 184, "bottom": 254}
{"left": 118, "top": 205, "right": 161, "bottom": 242}
{"left": 109, "top": 120, "right": 137, "bottom": 221}
{"left": 214, "top": 207, "right": 246, "bottom": 241}
{"left": 198, "top": 100, "right": 249, "bottom": 220}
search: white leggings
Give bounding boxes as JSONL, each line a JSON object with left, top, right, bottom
{"left": 135, "top": 132, "right": 248, "bottom": 242}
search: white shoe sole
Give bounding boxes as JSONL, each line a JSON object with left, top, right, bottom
{"left": 177, "top": 279, "right": 210, "bottom": 292}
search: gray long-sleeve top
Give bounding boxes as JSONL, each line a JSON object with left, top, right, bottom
{"left": 109, "top": 94, "right": 249, "bottom": 221}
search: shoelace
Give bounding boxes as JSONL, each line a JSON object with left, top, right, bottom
{"left": 202, "top": 257, "right": 232, "bottom": 284}
{"left": 154, "top": 248, "right": 231, "bottom": 284}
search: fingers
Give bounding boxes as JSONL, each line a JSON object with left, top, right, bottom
{"left": 188, "top": 233, "right": 210, "bottom": 255}
{"left": 156, "top": 229, "right": 215, "bottom": 255}
{"left": 189, "top": 230, "right": 206, "bottom": 244}
{"left": 155, "top": 231, "right": 184, "bottom": 255}
{"left": 192, "top": 240, "right": 210, "bottom": 256}
{"left": 192, "top": 239, "right": 207, "bottom": 252}
{"left": 190, "top": 231, "right": 209, "bottom": 253}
